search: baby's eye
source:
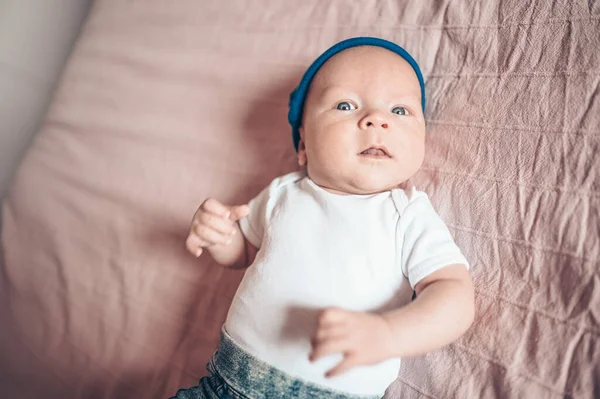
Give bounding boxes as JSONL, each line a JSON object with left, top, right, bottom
{"left": 391, "top": 106, "right": 408, "bottom": 115}
{"left": 336, "top": 101, "right": 356, "bottom": 111}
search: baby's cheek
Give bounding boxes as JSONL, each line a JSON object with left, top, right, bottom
{"left": 406, "top": 131, "right": 425, "bottom": 152}
{"left": 413, "top": 138, "right": 426, "bottom": 158}
{"left": 409, "top": 145, "right": 426, "bottom": 176}
{"left": 408, "top": 138, "right": 425, "bottom": 161}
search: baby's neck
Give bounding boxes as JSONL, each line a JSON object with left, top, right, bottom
{"left": 309, "top": 178, "right": 407, "bottom": 196}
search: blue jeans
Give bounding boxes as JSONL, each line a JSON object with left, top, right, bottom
{"left": 170, "top": 327, "right": 381, "bottom": 399}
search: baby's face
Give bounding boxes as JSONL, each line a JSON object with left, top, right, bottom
{"left": 299, "top": 46, "right": 426, "bottom": 195}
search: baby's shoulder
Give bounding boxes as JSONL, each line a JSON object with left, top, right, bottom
{"left": 269, "top": 170, "right": 306, "bottom": 189}
{"left": 391, "top": 186, "right": 431, "bottom": 216}
{"left": 263, "top": 170, "right": 307, "bottom": 196}
{"left": 249, "top": 170, "right": 307, "bottom": 209}
{"left": 246, "top": 171, "right": 307, "bottom": 222}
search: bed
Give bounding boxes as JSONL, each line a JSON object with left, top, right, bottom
{"left": 1, "top": 1, "right": 598, "bottom": 397}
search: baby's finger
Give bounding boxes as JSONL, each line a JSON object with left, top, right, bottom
{"left": 228, "top": 205, "right": 250, "bottom": 222}
{"left": 318, "top": 307, "right": 349, "bottom": 328}
{"left": 309, "top": 336, "right": 348, "bottom": 362}
{"left": 325, "top": 354, "right": 361, "bottom": 378}
{"left": 200, "top": 198, "right": 232, "bottom": 218}
{"left": 194, "top": 224, "right": 233, "bottom": 246}
{"left": 186, "top": 234, "right": 206, "bottom": 257}
{"left": 314, "top": 324, "right": 347, "bottom": 345}
{"left": 198, "top": 212, "right": 236, "bottom": 235}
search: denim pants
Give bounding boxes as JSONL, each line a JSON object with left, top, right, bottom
{"left": 170, "top": 327, "right": 382, "bottom": 399}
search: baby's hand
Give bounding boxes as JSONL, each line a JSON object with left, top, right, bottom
{"left": 310, "top": 307, "right": 396, "bottom": 378}
{"left": 186, "top": 198, "right": 249, "bottom": 257}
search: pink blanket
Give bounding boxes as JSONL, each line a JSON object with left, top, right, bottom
{"left": 1, "top": 1, "right": 598, "bottom": 397}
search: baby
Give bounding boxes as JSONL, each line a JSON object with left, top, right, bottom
{"left": 175, "top": 37, "right": 474, "bottom": 399}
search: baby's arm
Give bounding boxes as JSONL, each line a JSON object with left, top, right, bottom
{"left": 185, "top": 198, "right": 257, "bottom": 269}
{"left": 310, "top": 263, "right": 474, "bottom": 377}
{"left": 381, "top": 263, "right": 474, "bottom": 356}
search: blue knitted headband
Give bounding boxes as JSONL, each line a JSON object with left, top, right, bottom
{"left": 288, "top": 37, "right": 426, "bottom": 151}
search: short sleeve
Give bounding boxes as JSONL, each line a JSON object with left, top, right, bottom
{"left": 398, "top": 191, "right": 469, "bottom": 289}
{"left": 238, "top": 185, "right": 271, "bottom": 248}
{"left": 238, "top": 171, "right": 305, "bottom": 249}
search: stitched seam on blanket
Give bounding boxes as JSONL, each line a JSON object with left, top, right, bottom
{"left": 452, "top": 342, "right": 571, "bottom": 396}
{"left": 474, "top": 289, "right": 600, "bottom": 337}
{"left": 427, "top": 71, "right": 600, "bottom": 78}
{"left": 446, "top": 223, "right": 597, "bottom": 262}
{"left": 425, "top": 119, "right": 599, "bottom": 139}
{"left": 394, "top": 378, "right": 438, "bottom": 399}
{"left": 420, "top": 168, "right": 600, "bottom": 199}
{"left": 266, "top": 15, "right": 600, "bottom": 31}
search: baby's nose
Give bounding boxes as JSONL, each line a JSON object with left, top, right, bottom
{"left": 365, "top": 120, "right": 389, "bottom": 129}
{"left": 360, "top": 111, "right": 389, "bottom": 129}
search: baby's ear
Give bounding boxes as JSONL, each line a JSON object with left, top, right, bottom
{"left": 297, "top": 137, "right": 307, "bottom": 166}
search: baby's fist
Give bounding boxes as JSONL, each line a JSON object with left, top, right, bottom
{"left": 186, "top": 198, "right": 249, "bottom": 257}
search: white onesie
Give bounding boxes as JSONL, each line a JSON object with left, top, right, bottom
{"left": 224, "top": 170, "right": 469, "bottom": 396}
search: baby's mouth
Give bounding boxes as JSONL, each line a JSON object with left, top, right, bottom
{"left": 359, "top": 147, "right": 391, "bottom": 158}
